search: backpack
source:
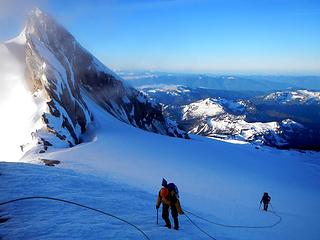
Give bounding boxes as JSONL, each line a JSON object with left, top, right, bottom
{"left": 167, "top": 183, "right": 179, "bottom": 198}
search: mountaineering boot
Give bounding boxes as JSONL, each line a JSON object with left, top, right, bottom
{"left": 164, "top": 217, "right": 171, "bottom": 229}
{"left": 173, "top": 217, "right": 179, "bottom": 230}
{"left": 165, "top": 224, "right": 171, "bottom": 229}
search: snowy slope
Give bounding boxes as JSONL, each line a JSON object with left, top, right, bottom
{"left": 2, "top": 94, "right": 319, "bottom": 240}
{"left": 0, "top": 163, "right": 205, "bottom": 240}
{"left": 1, "top": 7, "right": 320, "bottom": 240}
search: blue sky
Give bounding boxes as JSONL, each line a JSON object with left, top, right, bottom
{"left": 1, "top": 0, "right": 319, "bottom": 74}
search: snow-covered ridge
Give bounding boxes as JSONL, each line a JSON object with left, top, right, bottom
{"left": 182, "top": 98, "right": 251, "bottom": 120}
{"left": 181, "top": 98, "right": 305, "bottom": 147}
{"left": 140, "top": 84, "right": 191, "bottom": 95}
{"left": 0, "top": 8, "right": 188, "bottom": 159}
{"left": 137, "top": 84, "right": 320, "bottom": 149}
{"left": 264, "top": 90, "right": 320, "bottom": 105}
{"left": 25, "top": 8, "right": 187, "bottom": 140}
{"left": 182, "top": 98, "right": 224, "bottom": 119}
{"left": 24, "top": 8, "right": 93, "bottom": 149}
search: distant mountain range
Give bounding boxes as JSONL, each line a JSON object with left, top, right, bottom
{"left": 118, "top": 71, "right": 320, "bottom": 92}
{"left": 1, "top": 8, "right": 319, "bottom": 154}
{"left": 139, "top": 84, "right": 320, "bottom": 150}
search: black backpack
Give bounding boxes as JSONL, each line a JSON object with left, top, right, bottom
{"left": 167, "top": 183, "right": 179, "bottom": 198}
{"left": 162, "top": 178, "right": 179, "bottom": 198}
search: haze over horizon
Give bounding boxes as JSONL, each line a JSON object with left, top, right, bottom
{"left": 1, "top": 0, "right": 319, "bottom": 75}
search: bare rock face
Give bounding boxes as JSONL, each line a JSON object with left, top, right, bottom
{"left": 25, "top": 9, "right": 92, "bottom": 147}
{"left": 24, "top": 8, "right": 188, "bottom": 149}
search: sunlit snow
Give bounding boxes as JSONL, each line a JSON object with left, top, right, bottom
{"left": 0, "top": 34, "right": 40, "bottom": 162}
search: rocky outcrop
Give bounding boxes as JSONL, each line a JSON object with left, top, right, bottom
{"left": 25, "top": 8, "right": 92, "bottom": 147}
{"left": 23, "top": 8, "right": 188, "bottom": 149}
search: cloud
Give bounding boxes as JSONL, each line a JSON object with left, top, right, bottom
{"left": 0, "top": 0, "right": 49, "bottom": 40}
{"left": 0, "top": 0, "right": 48, "bottom": 19}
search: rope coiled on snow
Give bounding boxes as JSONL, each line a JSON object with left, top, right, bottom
{"left": 0, "top": 196, "right": 282, "bottom": 240}
{"left": 183, "top": 207, "right": 282, "bottom": 229}
{"left": 182, "top": 205, "right": 282, "bottom": 240}
{"left": 184, "top": 211, "right": 218, "bottom": 240}
{"left": 0, "top": 196, "right": 150, "bottom": 240}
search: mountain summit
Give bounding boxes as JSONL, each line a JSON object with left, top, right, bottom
{"left": 4, "top": 8, "right": 188, "bottom": 154}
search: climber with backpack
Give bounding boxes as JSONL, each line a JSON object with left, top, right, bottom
{"left": 260, "top": 192, "right": 271, "bottom": 211}
{"left": 156, "top": 178, "right": 184, "bottom": 230}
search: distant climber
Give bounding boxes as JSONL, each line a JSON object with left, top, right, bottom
{"left": 156, "top": 178, "right": 184, "bottom": 230}
{"left": 260, "top": 192, "right": 271, "bottom": 211}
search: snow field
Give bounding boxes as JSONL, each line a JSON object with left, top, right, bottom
{"left": 6, "top": 94, "right": 317, "bottom": 240}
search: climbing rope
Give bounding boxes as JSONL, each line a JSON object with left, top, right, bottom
{"left": 0, "top": 196, "right": 282, "bottom": 240}
{"left": 182, "top": 205, "right": 282, "bottom": 240}
{"left": 0, "top": 196, "right": 150, "bottom": 240}
{"left": 183, "top": 207, "right": 282, "bottom": 229}
{"left": 269, "top": 203, "right": 282, "bottom": 225}
{"left": 184, "top": 211, "right": 218, "bottom": 240}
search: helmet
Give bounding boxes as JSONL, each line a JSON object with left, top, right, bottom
{"left": 160, "top": 187, "right": 169, "bottom": 198}
{"left": 162, "top": 178, "right": 168, "bottom": 187}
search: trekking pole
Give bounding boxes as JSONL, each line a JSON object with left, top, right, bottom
{"left": 259, "top": 202, "right": 261, "bottom": 210}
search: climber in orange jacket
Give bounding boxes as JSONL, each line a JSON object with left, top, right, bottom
{"left": 156, "top": 178, "right": 184, "bottom": 230}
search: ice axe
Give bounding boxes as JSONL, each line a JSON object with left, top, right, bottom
{"left": 270, "top": 203, "right": 275, "bottom": 212}
{"left": 156, "top": 208, "right": 159, "bottom": 225}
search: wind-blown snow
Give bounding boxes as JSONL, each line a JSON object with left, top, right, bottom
{"left": 0, "top": 34, "right": 41, "bottom": 162}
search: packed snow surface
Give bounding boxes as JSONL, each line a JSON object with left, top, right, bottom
{"left": 1, "top": 95, "right": 320, "bottom": 240}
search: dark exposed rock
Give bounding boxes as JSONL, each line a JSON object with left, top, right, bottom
{"left": 41, "top": 159, "right": 60, "bottom": 166}
{"left": 22, "top": 8, "right": 188, "bottom": 149}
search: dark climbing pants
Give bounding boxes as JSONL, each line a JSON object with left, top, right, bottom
{"left": 162, "top": 203, "right": 179, "bottom": 229}
{"left": 263, "top": 203, "right": 269, "bottom": 211}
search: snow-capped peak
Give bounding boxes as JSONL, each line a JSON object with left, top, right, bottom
{"left": 0, "top": 8, "right": 188, "bottom": 159}
{"left": 264, "top": 90, "right": 320, "bottom": 105}
{"left": 182, "top": 98, "right": 224, "bottom": 120}
{"left": 32, "top": 7, "right": 44, "bottom": 17}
